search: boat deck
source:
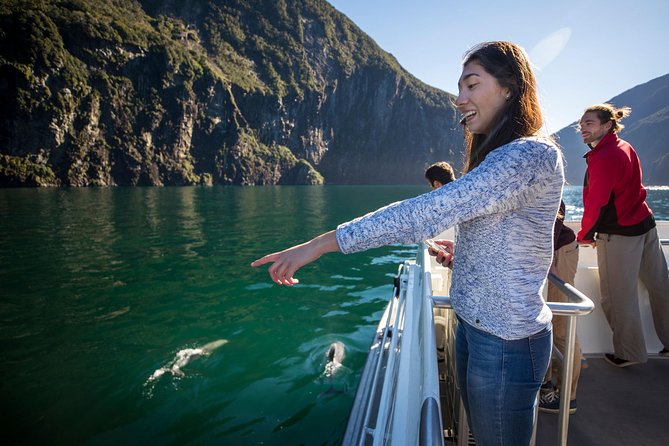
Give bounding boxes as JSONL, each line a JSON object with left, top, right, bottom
{"left": 536, "top": 356, "right": 669, "bottom": 446}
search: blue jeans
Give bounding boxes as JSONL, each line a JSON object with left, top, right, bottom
{"left": 455, "top": 316, "right": 552, "bottom": 446}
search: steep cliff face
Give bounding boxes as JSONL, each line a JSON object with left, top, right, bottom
{"left": 0, "top": 0, "right": 461, "bottom": 186}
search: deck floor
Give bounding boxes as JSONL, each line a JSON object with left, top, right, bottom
{"left": 536, "top": 355, "right": 669, "bottom": 446}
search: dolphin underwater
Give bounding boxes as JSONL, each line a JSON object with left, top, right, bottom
{"left": 149, "top": 339, "right": 228, "bottom": 381}
{"left": 324, "top": 341, "right": 345, "bottom": 378}
{"left": 319, "top": 341, "right": 347, "bottom": 397}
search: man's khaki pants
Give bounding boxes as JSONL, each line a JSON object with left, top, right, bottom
{"left": 596, "top": 227, "right": 669, "bottom": 363}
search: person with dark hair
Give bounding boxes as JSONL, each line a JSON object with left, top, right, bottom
{"left": 425, "top": 161, "right": 456, "bottom": 189}
{"left": 252, "top": 41, "right": 563, "bottom": 444}
{"left": 578, "top": 103, "right": 669, "bottom": 368}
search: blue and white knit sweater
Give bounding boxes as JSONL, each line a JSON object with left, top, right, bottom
{"left": 336, "top": 137, "right": 564, "bottom": 340}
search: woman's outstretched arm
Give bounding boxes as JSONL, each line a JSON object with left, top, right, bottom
{"left": 250, "top": 230, "right": 341, "bottom": 286}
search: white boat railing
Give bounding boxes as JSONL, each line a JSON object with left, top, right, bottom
{"left": 342, "top": 264, "right": 404, "bottom": 446}
{"left": 343, "top": 258, "right": 445, "bottom": 446}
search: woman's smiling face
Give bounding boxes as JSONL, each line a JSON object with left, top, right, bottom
{"left": 456, "top": 61, "right": 510, "bottom": 135}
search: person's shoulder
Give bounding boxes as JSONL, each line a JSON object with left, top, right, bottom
{"left": 519, "top": 135, "right": 559, "bottom": 150}
{"left": 600, "top": 135, "right": 635, "bottom": 159}
{"left": 499, "top": 136, "right": 560, "bottom": 158}
{"left": 598, "top": 133, "right": 630, "bottom": 152}
{"left": 616, "top": 136, "right": 638, "bottom": 154}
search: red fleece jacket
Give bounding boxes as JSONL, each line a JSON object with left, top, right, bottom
{"left": 578, "top": 132, "right": 654, "bottom": 243}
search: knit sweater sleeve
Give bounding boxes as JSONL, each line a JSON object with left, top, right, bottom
{"left": 336, "top": 137, "right": 562, "bottom": 254}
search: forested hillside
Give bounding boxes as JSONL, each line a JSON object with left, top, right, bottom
{"left": 0, "top": 0, "right": 462, "bottom": 186}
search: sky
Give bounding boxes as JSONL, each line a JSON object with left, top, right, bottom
{"left": 326, "top": 0, "right": 669, "bottom": 134}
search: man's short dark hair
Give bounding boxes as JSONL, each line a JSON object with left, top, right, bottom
{"left": 425, "top": 161, "right": 456, "bottom": 186}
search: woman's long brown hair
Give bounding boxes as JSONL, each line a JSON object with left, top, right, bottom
{"left": 461, "top": 41, "right": 543, "bottom": 173}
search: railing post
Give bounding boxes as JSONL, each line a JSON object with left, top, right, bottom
{"left": 557, "top": 314, "right": 577, "bottom": 446}
{"left": 545, "top": 272, "right": 594, "bottom": 446}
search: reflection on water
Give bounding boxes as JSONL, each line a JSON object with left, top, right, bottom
{"left": 563, "top": 185, "right": 669, "bottom": 221}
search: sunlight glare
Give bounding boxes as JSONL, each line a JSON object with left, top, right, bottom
{"left": 530, "top": 28, "right": 572, "bottom": 70}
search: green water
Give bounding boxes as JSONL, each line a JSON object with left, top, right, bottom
{"left": 0, "top": 186, "right": 426, "bottom": 445}
{"left": 2, "top": 185, "right": 668, "bottom": 445}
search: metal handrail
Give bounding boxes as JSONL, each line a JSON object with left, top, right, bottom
{"left": 368, "top": 265, "right": 405, "bottom": 444}
{"left": 546, "top": 272, "right": 595, "bottom": 315}
{"left": 418, "top": 250, "right": 446, "bottom": 446}
{"left": 430, "top": 263, "right": 595, "bottom": 446}
{"left": 545, "top": 272, "right": 594, "bottom": 446}
{"left": 431, "top": 273, "right": 594, "bottom": 315}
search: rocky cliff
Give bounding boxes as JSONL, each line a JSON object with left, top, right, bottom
{"left": 0, "top": 0, "right": 462, "bottom": 186}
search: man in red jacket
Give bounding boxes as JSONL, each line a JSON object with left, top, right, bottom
{"left": 578, "top": 103, "right": 669, "bottom": 367}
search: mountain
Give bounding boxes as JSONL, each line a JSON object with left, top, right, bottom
{"left": 554, "top": 73, "right": 669, "bottom": 186}
{"left": 0, "top": 0, "right": 462, "bottom": 186}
